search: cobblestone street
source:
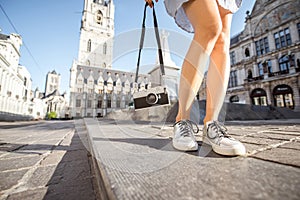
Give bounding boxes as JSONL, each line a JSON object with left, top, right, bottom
{"left": 1, "top": 119, "right": 300, "bottom": 200}
{"left": 0, "top": 120, "right": 96, "bottom": 200}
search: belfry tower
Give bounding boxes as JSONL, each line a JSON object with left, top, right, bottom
{"left": 78, "top": 0, "right": 114, "bottom": 68}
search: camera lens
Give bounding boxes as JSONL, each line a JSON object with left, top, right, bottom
{"left": 146, "top": 93, "right": 158, "bottom": 105}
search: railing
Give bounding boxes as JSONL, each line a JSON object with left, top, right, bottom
{"left": 268, "top": 70, "right": 289, "bottom": 77}
{"left": 245, "top": 75, "right": 264, "bottom": 82}
{"left": 245, "top": 69, "right": 293, "bottom": 83}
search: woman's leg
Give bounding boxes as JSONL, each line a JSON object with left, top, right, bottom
{"left": 176, "top": 0, "right": 223, "bottom": 122}
{"left": 203, "top": 5, "right": 233, "bottom": 124}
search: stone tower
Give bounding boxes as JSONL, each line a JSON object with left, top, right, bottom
{"left": 77, "top": 0, "right": 114, "bottom": 68}
{"left": 45, "top": 70, "right": 61, "bottom": 96}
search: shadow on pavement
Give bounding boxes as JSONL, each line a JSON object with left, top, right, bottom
{"left": 92, "top": 137, "right": 225, "bottom": 158}
{"left": 42, "top": 129, "right": 96, "bottom": 200}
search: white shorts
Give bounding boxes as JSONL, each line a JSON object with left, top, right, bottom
{"left": 164, "top": 0, "right": 243, "bottom": 32}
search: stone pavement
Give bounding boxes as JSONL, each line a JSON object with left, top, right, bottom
{"left": 85, "top": 118, "right": 300, "bottom": 200}
{"left": 0, "top": 120, "right": 96, "bottom": 200}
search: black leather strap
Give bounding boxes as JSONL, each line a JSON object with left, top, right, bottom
{"left": 135, "top": 2, "right": 165, "bottom": 83}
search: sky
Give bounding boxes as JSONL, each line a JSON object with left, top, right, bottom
{"left": 0, "top": 0, "right": 256, "bottom": 96}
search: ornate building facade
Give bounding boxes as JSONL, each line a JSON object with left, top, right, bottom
{"left": 69, "top": 0, "right": 151, "bottom": 118}
{"left": 69, "top": 0, "right": 180, "bottom": 118}
{"left": 199, "top": 0, "right": 300, "bottom": 111}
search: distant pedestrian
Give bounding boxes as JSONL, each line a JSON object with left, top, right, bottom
{"left": 145, "top": 0, "right": 246, "bottom": 156}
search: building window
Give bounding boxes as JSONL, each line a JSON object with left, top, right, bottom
{"left": 273, "top": 85, "right": 294, "bottom": 109}
{"left": 258, "top": 62, "right": 264, "bottom": 76}
{"left": 103, "top": 63, "right": 106, "bottom": 68}
{"left": 96, "top": 10, "right": 103, "bottom": 25}
{"left": 228, "top": 70, "right": 237, "bottom": 88}
{"left": 251, "top": 88, "right": 267, "bottom": 106}
{"left": 230, "top": 95, "right": 239, "bottom": 103}
{"left": 77, "top": 78, "right": 83, "bottom": 84}
{"left": 267, "top": 59, "right": 272, "bottom": 73}
{"left": 230, "top": 51, "right": 236, "bottom": 65}
{"left": 87, "top": 60, "right": 90, "bottom": 66}
{"left": 297, "top": 23, "right": 300, "bottom": 38}
{"left": 274, "top": 28, "right": 292, "bottom": 49}
{"left": 87, "top": 39, "right": 91, "bottom": 52}
{"left": 76, "top": 99, "right": 81, "bottom": 107}
{"left": 87, "top": 100, "right": 92, "bottom": 108}
{"left": 97, "top": 100, "right": 102, "bottom": 108}
{"left": 107, "top": 95, "right": 111, "bottom": 108}
{"left": 278, "top": 55, "right": 294, "bottom": 73}
{"left": 116, "top": 98, "right": 121, "bottom": 108}
{"left": 103, "top": 43, "right": 107, "bottom": 55}
{"left": 245, "top": 48, "right": 250, "bottom": 57}
{"left": 255, "top": 37, "right": 269, "bottom": 56}
{"left": 88, "top": 79, "right": 94, "bottom": 85}
{"left": 88, "top": 89, "right": 93, "bottom": 93}
{"left": 24, "top": 77, "right": 27, "bottom": 86}
{"left": 247, "top": 69, "right": 253, "bottom": 79}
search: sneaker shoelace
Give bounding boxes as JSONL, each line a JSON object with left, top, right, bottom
{"left": 174, "top": 120, "right": 199, "bottom": 137}
{"left": 208, "top": 121, "right": 231, "bottom": 139}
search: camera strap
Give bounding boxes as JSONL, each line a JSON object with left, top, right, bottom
{"left": 135, "top": 2, "right": 165, "bottom": 84}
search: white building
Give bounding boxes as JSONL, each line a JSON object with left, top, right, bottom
{"left": 199, "top": 0, "right": 300, "bottom": 111}
{"left": 0, "top": 32, "right": 48, "bottom": 120}
{"left": 69, "top": 0, "right": 180, "bottom": 118}
{"left": 78, "top": 0, "right": 114, "bottom": 68}
{"left": 0, "top": 33, "right": 35, "bottom": 120}
{"left": 45, "top": 70, "right": 61, "bottom": 96}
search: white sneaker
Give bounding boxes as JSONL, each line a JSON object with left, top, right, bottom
{"left": 203, "top": 121, "right": 246, "bottom": 156}
{"left": 173, "top": 120, "right": 199, "bottom": 151}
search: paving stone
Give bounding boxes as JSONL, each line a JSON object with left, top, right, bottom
{"left": 0, "top": 169, "right": 28, "bottom": 191}
{"left": 0, "top": 155, "right": 41, "bottom": 172}
{"left": 6, "top": 188, "right": 48, "bottom": 200}
{"left": 280, "top": 141, "right": 300, "bottom": 150}
{"left": 27, "top": 166, "right": 57, "bottom": 188}
{"left": 243, "top": 143, "right": 263, "bottom": 153}
{"left": 40, "top": 150, "right": 66, "bottom": 166}
{"left": 0, "top": 120, "right": 96, "bottom": 200}
{"left": 251, "top": 132, "right": 298, "bottom": 141}
{"left": 252, "top": 147, "right": 300, "bottom": 167}
{"left": 238, "top": 136, "right": 284, "bottom": 146}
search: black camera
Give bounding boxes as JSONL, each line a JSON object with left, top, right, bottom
{"left": 133, "top": 86, "right": 170, "bottom": 110}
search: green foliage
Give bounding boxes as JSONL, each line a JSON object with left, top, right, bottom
{"left": 47, "top": 111, "right": 57, "bottom": 119}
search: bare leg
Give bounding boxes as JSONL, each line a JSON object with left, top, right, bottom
{"left": 203, "top": 5, "right": 233, "bottom": 124}
{"left": 176, "top": 0, "right": 223, "bottom": 122}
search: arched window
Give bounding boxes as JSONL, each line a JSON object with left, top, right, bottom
{"left": 245, "top": 48, "right": 250, "bottom": 57}
{"left": 103, "top": 63, "right": 106, "bottom": 68}
{"left": 279, "top": 55, "right": 289, "bottom": 72}
{"left": 273, "top": 85, "right": 294, "bottom": 109}
{"left": 103, "top": 42, "right": 107, "bottom": 55}
{"left": 247, "top": 69, "right": 253, "bottom": 79}
{"left": 86, "top": 60, "right": 90, "bottom": 66}
{"left": 96, "top": 10, "right": 103, "bottom": 25}
{"left": 251, "top": 88, "right": 267, "bottom": 106}
{"left": 87, "top": 39, "right": 91, "bottom": 52}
